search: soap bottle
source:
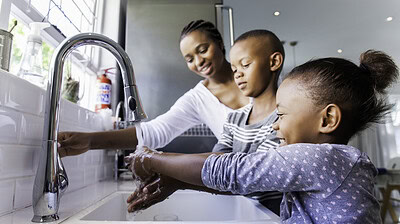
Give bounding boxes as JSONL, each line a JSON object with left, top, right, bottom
{"left": 95, "top": 68, "right": 113, "bottom": 112}
{"left": 17, "top": 22, "right": 50, "bottom": 89}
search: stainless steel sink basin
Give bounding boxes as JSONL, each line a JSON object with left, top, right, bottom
{"left": 66, "top": 190, "right": 280, "bottom": 223}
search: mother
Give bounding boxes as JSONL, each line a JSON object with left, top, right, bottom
{"left": 58, "top": 20, "right": 249, "bottom": 157}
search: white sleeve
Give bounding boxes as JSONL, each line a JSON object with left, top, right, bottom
{"left": 140, "top": 89, "right": 202, "bottom": 149}
{"left": 212, "top": 112, "right": 233, "bottom": 153}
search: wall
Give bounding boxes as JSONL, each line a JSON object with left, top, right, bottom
{"left": 222, "top": 0, "right": 400, "bottom": 80}
{"left": 0, "top": 70, "right": 114, "bottom": 216}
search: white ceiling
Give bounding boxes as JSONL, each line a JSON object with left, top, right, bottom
{"left": 224, "top": 0, "right": 400, "bottom": 93}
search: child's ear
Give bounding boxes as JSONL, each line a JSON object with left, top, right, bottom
{"left": 319, "top": 104, "right": 341, "bottom": 134}
{"left": 270, "top": 52, "right": 283, "bottom": 72}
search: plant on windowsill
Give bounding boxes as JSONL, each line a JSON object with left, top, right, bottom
{"left": 62, "top": 60, "right": 80, "bottom": 104}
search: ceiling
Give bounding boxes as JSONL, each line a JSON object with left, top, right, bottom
{"left": 223, "top": 0, "right": 400, "bottom": 93}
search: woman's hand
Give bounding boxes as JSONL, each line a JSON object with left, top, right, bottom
{"left": 127, "top": 175, "right": 182, "bottom": 212}
{"left": 125, "top": 146, "right": 158, "bottom": 182}
{"left": 58, "top": 132, "right": 91, "bottom": 157}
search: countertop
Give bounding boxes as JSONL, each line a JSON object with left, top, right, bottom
{"left": 0, "top": 180, "right": 135, "bottom": 224}
{"left": 0, "top": 180, "right": 280, "bottom": 224}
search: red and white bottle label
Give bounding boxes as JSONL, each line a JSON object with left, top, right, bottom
{"left": 96, "top": 83, "right": 111, "bottom": 105}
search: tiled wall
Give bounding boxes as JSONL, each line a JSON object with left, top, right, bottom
{"left": 0, "top": 71, "right": 114, "bottom": 216}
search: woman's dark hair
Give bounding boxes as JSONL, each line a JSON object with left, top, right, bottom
{"left": 286, "top": 50, "right": 399, "bottom": 139}
{"left": 180, "top": 20, "right": 225, "bottom": 55}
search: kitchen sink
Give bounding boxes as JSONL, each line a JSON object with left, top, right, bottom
{"left": 65, "top": 190, "right": 280, "bottom": 223}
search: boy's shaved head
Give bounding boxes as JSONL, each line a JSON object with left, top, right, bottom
{"left": 234, "top": 30, "right": 285, "bottom": 74}
{"left": 230, "top": 29, "right": 285, "bottom": 97}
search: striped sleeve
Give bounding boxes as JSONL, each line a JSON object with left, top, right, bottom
{"left": 212, "top": 112, "right": 234, "bottom": 152}
{"left": 212, "top": 105, "right": 252, "bottom": 153}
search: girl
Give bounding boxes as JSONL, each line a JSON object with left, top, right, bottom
{"left": 57, "top": 20, "right": 249, "bottom": 156}
{"left": 127, "top": 50, "right": 398, "bottom": 223}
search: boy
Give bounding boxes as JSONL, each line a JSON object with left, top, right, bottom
{"left": 212, "top": 30, "right": 284, "bottom": 214}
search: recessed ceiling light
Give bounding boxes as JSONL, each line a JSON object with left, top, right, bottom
{"left": 337, "top": 49, "right": 343, "bottom": 53}
{"left": 386, "top": 17, "right": 393, "bottom": 22}
{"left": 274, "top": 11, "right": 280, "bottom": 16}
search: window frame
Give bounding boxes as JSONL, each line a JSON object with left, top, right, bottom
{"left": 10, "top": 0, "right": 101, "bottom": 73}
{"left": 1, "top": 0, "right": 105, "bottom": 111}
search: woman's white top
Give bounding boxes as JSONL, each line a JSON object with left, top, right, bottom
{"left": 139, "top": 81, "right": 236, "bottom": 149}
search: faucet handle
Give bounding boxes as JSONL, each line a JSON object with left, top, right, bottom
{"left": 59, "top": 173, "right": 68, "bottom": 194}
{"left": 124, "top": 85, "right": 147, "bottom": 124}
{"left": 128, "top": 96, "right": 136, "bottom": 111}
{"left": 57, "top": 154, "right": 69, "bottom": 195}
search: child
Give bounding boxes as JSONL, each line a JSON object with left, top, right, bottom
{"left": 213, "top": 29, "right": 284, "bottom": 155}
{"left": 127, "top": 50, "right": 398, "bottom": 223}
{"left": 127, "top": 29, "right": 285, "bottom": 214}
{"left": 211, "top": 29, "right": 285, "bottom": 214}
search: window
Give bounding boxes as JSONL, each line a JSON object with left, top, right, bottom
{"left": 8, "top": 14, "right": 54, "bottom": 80}
{"left": 5, "top": 0, "right": 101, "bottom": 111}
{"left": 32, "top": 0, "right": 97, "bottom": 35}
{"left": 30, "top": 0, "right": 98, "bottom": 60}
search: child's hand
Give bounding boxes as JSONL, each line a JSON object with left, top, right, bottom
{"left": 124, "top": 146, "right": 157, "bottom": 182}
{"left": 126, "top": 175, "right": 181, "bottom": 212}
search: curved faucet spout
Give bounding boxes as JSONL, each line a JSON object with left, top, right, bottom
{"left": 32, "top": 33, "right": 147, "bottom": 222}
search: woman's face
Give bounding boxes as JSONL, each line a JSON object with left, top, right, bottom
{"left": 180, "top": 30, "right": 225, "bottom": 79}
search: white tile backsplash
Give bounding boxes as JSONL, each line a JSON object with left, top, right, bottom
{"left": 14, "top": 176, "right": 34, "bottom": 210}
{"left": 66, "top": 167, "right": 85, "bottom": 192}
{"left": 84, "top": 167, "right": 96, "bottom": 186}
{"left": 62, "top": 155, "right": 79, "bottom": 169}
{"left": 60, "top": 100, "right": 80, "bottom": 125}
{"left": 78, "top": 109, "right": 91, "bottom": 128}
{"left": 0, "top": 106, "right": 21, "bottom": 144}
{"left": 104, "top": 164, "right": 114, "bottom": 179}
{"left": 0, "top": 145, "right": 38, "bottom": 179}
{"left": 0, "top": 179, "right": 15, "bottom": 215}
{"left": 89, "top": 112, "right": 104, "bottom": 131}
{"left": 0, "top": 74, "right": 8, "bottom": 106}
{"left": 0, "top": 70, "right": 114, "bottom": 216}
{"left": 92, "top": 150, "right": 102, "bottom": 164}
{"left": 4, "top": 73, "right": 45, "bottom": 116}
{"left": 85, "top": 151, "right": 93, "bottom": 165}
{"left": 20, "top": 113, "right": 43, "bottom": 146}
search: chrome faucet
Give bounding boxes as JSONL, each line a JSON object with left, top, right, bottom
{"left": 32, "top": 33, "right": 147, "bottom": 222}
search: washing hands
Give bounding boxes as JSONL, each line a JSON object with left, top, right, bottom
{"left": 124, "top": 146, "right": 215, "bottom": 212}
{"left": 124, "top": 146, "right": 183, "bottom": 213}
{"left": 124, "top": 146, "right": 159, "bottom": 182}
{"left": 126, "top": 175, "right": 181, "bottom": 212}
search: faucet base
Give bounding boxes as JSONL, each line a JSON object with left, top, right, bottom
{"left": 32, "top": 214, "right": 59, "bottom": 223}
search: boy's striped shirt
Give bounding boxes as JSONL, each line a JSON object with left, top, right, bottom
{"left": 213, "top": 104, "right": 279, "bottom": 153}
{"left": 212, "top": 103, "right": 282, "bottom": 203}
